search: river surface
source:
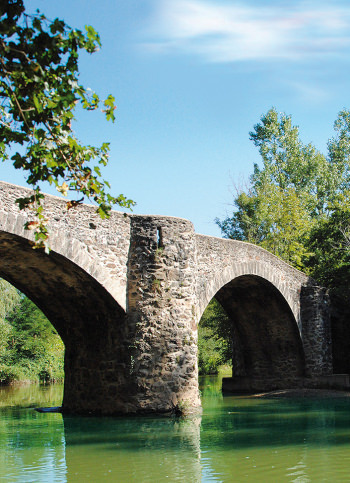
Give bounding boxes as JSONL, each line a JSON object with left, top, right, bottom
{"left": 1, "top": 376, "right": 350, "bottom": 482}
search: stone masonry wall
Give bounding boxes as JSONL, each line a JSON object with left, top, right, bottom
{"left": 195, "top": 234, "right": 309, "bottom": 327}
{"left": 300, "top": 286, "right": 332, "bottom": 376}
{"left": 126, "top": 215, "right": 200, "bottom": 413}
{"left": 0, "top": 181, "right": 334, "bottom": 413}
{"left": 195, "top": 234, "right": 333, "bottom": 382}
{"left": 0, "top": 181, "right": 131, "bottom": 310}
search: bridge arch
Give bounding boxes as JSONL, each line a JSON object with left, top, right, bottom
{"left": 1, "top": 211, "right": 127, "bottom": 310}
{"left": 197, "top": 259, "right": 302, "bottom": 327}
{"left": 195, "top": 236, "right": 312, "bottom": 390}
{"left": 201, "top": 274, "right": 306, "bottom": 390}
{"left": 0, "top": 224, "right": 132, "bottom": 414}
{"left": 0, "top": 182, "right": 333, "bottom": 413}
{"left": 195, "top": 236, "right": 309, "bottom": 330}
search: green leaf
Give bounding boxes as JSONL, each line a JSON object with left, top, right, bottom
{"left": 0, "top": 0, "right": 134, "bottom": 249}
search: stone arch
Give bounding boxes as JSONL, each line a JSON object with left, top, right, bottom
{"left": 1, "top": 211, "right": 126, "bottom": 310}
{"left": 199, "top": 272, "right": 306, "bottom": 391}
{"left": 198, "top": 259, "right": 301, "bottom": 329}
{"left": 0, "top": 227, "right": 132, "bottom": 414}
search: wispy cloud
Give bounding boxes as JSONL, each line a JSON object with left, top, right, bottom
{"left": 144, "top": 0, "right": 350, "bottom": 62}
{"left": 286, "top": 81, "right": 330, "bottom": 104}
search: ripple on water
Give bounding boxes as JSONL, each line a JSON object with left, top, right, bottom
{"left": 2, "top": 382, "right": 350, "bottom": 482}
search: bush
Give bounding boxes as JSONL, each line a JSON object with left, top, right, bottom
{"left": 0, "top": 363, "right": 26, "bottom": 385}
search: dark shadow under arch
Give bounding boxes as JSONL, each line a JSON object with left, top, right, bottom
{"left": 0, "top": 231, "right": 130, "bottom": 413}
{"left": 213, "top": 275, "right": 306, "bottom": 392}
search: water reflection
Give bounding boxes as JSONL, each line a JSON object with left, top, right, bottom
{"left": 0, "top": 409, "right": 66, "bottom": 482}
{"left": 200, "top": 376, "right": 350, "bottom": 481}
{"left": 1, "top": 380, "right": 350, "bottom": 481}
{"left": 0, "top": 383, "right": 63, "bottom": 409}
{"left": 63, "top": 414, "right": 201, "bottom": 481}
{"left": 0, "top": 384, "right": 202, "bottom": 482}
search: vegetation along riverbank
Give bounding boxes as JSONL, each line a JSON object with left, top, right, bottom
{"left": 0, "top": 281, "right": 64, "bottom": 385}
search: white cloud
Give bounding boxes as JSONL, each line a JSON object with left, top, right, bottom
{"left": 287, "top": 81, "right": 330, "bottom": 103}
{"left": 144, "top": 0, "right": 350, "bottom": 62}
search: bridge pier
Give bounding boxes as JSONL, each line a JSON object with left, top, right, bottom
{"left": 124, "top": 216, "right": 201, "bottom": 414}
{"left": 300, "top": 285, "right": 333, "bottom": 377}
{"left": 61, "top": 215, "right": 202, "bottom": 415}
{"left": 222, "top": 284, "right": 334, "bottom": 394}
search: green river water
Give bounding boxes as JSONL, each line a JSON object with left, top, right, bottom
{"left": 1, "top": 376, "right": 350, "bottom": 482}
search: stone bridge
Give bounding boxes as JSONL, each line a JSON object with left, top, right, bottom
{"left": 0, "top": 181, "right": 338, "bottom": 415}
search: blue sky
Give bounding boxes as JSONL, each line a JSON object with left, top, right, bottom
{"left": 3, "top": 0, "right": 350, "bottom": 236}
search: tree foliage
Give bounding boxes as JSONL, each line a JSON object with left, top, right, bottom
{"left": 0, "top": 279, "right": 20, "bottom": 357}
{"left": 306, "top": 192, "right": 350, "bottom": 289}
{"left": 198, "top": 299, "right": 232, "bottom": 375}
{"left": 0, "top": 284, "right": 64, "bottom": 385}
{"left": 0, "top": 0, "right": 134, "bottom": 250}
{"left": 216, "top": 107, "right": 350, "bottom": 271}
{"left": 250, "top": 108, "right": 336, "bottom": 215}
{"left": 0, "top": 278, "right": 19, "bottom": 321}
{"left": 215, "top": 108, "right": 350, "bottom": 375}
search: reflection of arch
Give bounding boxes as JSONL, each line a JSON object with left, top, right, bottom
{"left": 202, "top": 274, "right": 306, "bottom": 387}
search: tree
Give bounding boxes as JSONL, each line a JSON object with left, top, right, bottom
{"left": 0, "top": 289, "right": 64, "bottom": 384}
{"left": 305, "top": 192, "right": 350, "bottom": 288}
{"left": 0, "top": 279, "right": 19, "bottom": 357}
{"left": 0, "top": 0, "right": 134, "bottom": 250}
{"left": 216, "top": 108, "right": 350, "bottom": 374}
{"left": 328, "top": 110, "right": 350, "bottom": 191}
{"left": 216, "top": 108, "right": 343, "bottom": 269}
{"left": 216, "top": 183, "right": 312, "bottom": 269}
{"left": 249, "top": 108, "right": 335, "bottom": 216}
{"left": 0, "top": 278, "right": 19, "bottom": 321}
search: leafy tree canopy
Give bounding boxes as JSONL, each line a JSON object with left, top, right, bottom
{"left": 215, "top": 109, "right": 350, "bottom": 374}
{"left": 0, "top": 279, "right": 20, "bottom": 352}
{"left": 216, "top": 107, "right": 350, "bottom": 271}
{"left": 0, "top": 278, "right": 19, "bottom": 321}
{"left": 0, "top": 282, "right": 64, "bottom": 384}
{"left": 306, "top": 191, "right": 350, "bottom": 289}
{"left": 0, "top": 0, "right": 134, "bottom": 250}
